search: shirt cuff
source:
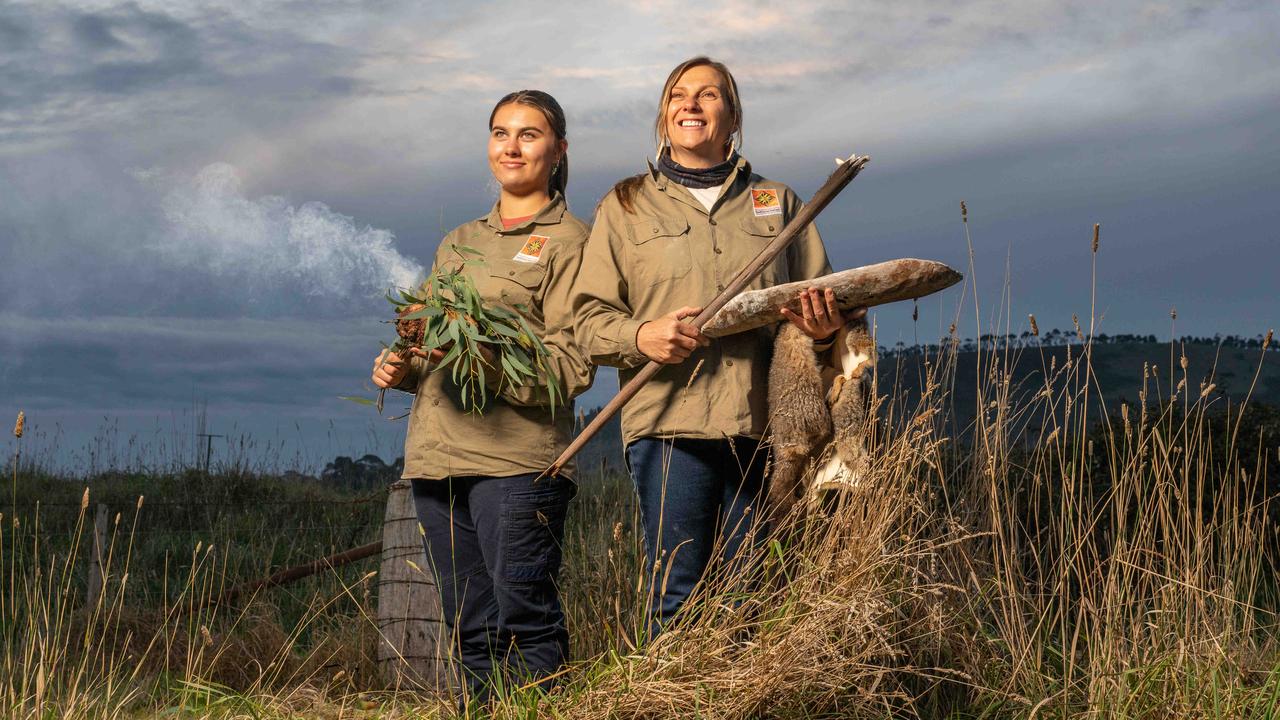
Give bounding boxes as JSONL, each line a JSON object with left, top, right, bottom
{"left": 812, "top": 333, "right": 837, "bottom": 352}
{"left": 393, "top": 355, "right": 427, "bottom": 393}
{"left": 619, "top": 318, "right": 650, "bottom": 368}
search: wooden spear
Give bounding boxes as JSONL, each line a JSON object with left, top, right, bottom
{"left": 544, "top": 154, "right": 871, "bottom": 478}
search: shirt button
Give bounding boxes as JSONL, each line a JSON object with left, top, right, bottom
{"left": 768, "top": 225, "right": 775, "bottom": 232}
{"left": 432, "top": 399, "right": 440, "bottom": 406}
{"left": 708, "top": 218, "right": 717, "bottom": 226}
{"left": 651, "top": 227, "right": 659, "bottom": 234}
{"left": 725, "top": 360, "right": 734, "bottom": 366}
{"left": 717, "top": 284, "right": 724, "bottom": 291}
{"left": 508, "top": 270, "right": 515, "bottom": 276}
{"left": 714, "top": 247, "right": 723, "bottom": 254}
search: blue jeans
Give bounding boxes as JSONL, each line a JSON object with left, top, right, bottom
{"left": 410, "top": 473, "right": 575, "bottom": 699}
{"left": 625, "top": 437, "right": 768, "bottom": 638}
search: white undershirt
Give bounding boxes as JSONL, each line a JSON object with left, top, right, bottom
{"left": 686, "top": 183, "right": 724, "bottom": 212}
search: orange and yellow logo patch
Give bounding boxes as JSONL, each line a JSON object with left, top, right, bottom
{"left": 751, "top": 187, "right": 782, "bottom": 217}
{"left": 513, "top": 234, "right": 549, "bottom": 263}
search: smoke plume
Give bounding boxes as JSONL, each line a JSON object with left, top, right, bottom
{"left": 150, "top": 163, "right": 423, "bottom": 299}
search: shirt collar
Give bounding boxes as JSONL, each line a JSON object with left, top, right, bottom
{"left": 484, "top": 191, "right": 567, "bottom": 233}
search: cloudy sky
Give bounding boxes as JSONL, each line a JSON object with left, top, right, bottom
{"left": 2, "top": 0, "right": 1277, "bottom": 471}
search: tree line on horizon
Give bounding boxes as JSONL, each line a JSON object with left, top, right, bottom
{"left": 885, "top": 330, "right": 1276, "bottom": 356}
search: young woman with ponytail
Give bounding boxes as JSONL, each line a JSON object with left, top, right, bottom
{"left": 371, "top": 90, "right": 593, "bottom": 700}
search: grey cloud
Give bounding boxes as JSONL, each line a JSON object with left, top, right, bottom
{"left": 73, "top": 6, "right": 205, "bottom": 93}
{"left": 0, "top": 13, "right": 32, "bottom": 50}
{"left": 0, "top": 314, "right": 387, "bottom": 414}
{"left": 70, "top": 12, "right": 128, "bottom": 50}
{"left": 1, "top": 5, "right": 206, "bottom": 103}
{"left": 0, "top": 2, "right": 369, "bottom": 156}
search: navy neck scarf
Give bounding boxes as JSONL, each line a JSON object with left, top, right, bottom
{"left": 658, "top": 149, "right": 738, "bottom": 189}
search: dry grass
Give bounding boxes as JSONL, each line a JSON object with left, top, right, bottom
{"left": 4, "top": 329, "right": 1278, "bottom": 718}
{"left": 478, "top": 324, "right": 1276, "bottom": 719}
{"left": 4, "top": 245, "right": 1279, "bottom": 717}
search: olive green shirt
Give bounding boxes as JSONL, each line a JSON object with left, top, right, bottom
{"left": 395, "top": 194, "right": 594, "bottom": 479}
{"left": 572, "top": 156, "right": 832, "bottom": 445}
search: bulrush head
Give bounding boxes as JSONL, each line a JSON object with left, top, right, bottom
{"left": 13, "top": 411, "right": 22, "bottom": 439}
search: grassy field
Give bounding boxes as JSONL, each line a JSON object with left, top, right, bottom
{"left": 4, "top": 328, "right": 1279, "bottom": 718}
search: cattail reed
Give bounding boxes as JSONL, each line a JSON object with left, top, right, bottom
{"left": 1028, "top": 314, "right": 1039, "bottom": 336}
{"left": 1265, "top": 329, "right": 1273, "bottom": 350}
{"left": 1091, "top": 223, "right": 1100, "bottom": 253}
{"left": 12, "top": 411, "right": 22, "bottom": 439}
{"left": 960, "top": 201, "right": 967, "bottom": 222}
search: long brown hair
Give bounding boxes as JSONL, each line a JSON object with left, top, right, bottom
{"left": 489, "top": 90, "right": 569, "bottom": 198}
{"left": 611, "top": 56, "right": 744, "bottom": 213}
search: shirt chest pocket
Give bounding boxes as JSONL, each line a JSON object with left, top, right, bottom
{"left": 738, "top": 216, "right": 786, "bottom": 287}
{"left": 484, "top": 262, "right": 547, "bottom": 311}
{"left": 626, "top": 216, "right": 692, "bottom": 288}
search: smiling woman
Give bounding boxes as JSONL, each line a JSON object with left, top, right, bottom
{"left": 488, "top": 99, "right": 569, "bottom": 203}
{"left": 572, "top": 56, "right": 859, "bottom": 639}
{"left": 370, "top": 90, "right": 593, "bottom": 702}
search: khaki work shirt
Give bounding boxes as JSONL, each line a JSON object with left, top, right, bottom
{"left": 572, "top": 156, "right": 831, "bottom": 445}
{"left": 395, "top": 194, "right": 594, "bottom": 480}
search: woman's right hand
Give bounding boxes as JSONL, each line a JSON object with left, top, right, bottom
{"left": 371, "top": 345, "right": 454, "bottom": 389}
{"left": 371, "top": 350, "right": 412, "bottom": 389}
{"left": 637, "top": 306, "right": 709, "bottom": 364}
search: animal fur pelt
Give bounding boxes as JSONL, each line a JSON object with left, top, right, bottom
{"left": 766, "top": 318, "right": 876, "bottom": 517}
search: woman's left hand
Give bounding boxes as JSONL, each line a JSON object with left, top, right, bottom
{"left": 780, "top": 287, "right": 851, "bottom": 340}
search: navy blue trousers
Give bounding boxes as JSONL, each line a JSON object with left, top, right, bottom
{"left": 625, "top": 437, "right": 768, "bottom": 638}
{"left": 410, "top": 473, "right": 574, "bottom": 698}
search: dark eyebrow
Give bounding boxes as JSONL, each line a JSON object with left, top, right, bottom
{"left": 491, "top": 125, "right": 545, "bottom": 133}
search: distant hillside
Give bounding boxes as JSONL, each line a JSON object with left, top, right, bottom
{"left": 578, "top": 339, "right": 1280, "bottom": 467}
{"left": 885, "top": 340, "right": 1280, "bottom": 432}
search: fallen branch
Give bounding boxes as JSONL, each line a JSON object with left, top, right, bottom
{"left": 702, "top": 259, "right": 962, "bottom": 337}
{"left": 197, "top": 540, "right": 383, "bottom": 610}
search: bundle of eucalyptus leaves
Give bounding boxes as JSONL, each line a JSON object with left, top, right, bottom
{"left": 378, "top": 246, "right": 562, "bottom": 415}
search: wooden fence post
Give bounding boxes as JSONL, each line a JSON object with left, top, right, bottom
{"left": 86, "top": 503, "right": 108, "bottom": 608}
{"left": 377, "top": 480, "right": 445, "bottom": 690}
